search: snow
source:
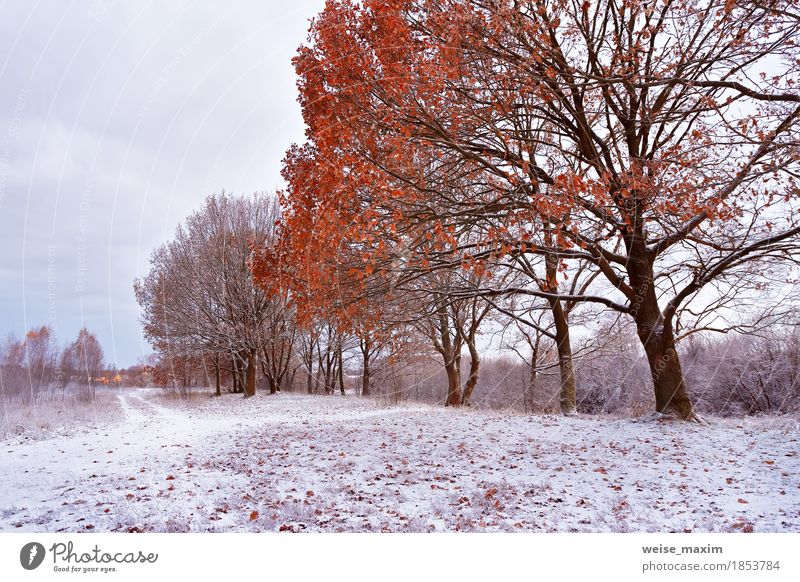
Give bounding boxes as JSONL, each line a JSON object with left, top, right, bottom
{"left": 0, "top": 389, "right": 797, "bottom": 532}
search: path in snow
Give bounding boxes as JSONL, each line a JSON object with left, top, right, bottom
{"left": 0, "top": 391, "right": 797, "bottom": 533}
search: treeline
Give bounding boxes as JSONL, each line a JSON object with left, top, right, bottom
{"left": 0, "top": 326, "right": 107, "bottom": 403}
{"left": 138, "top": 1, "right": 800, "bottom": 421}
{"left": 135, "top": 192, "right": 799, "bottom": 417}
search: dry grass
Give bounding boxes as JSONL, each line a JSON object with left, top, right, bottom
{"left": 0, "top": 384, "right": 124, "bottom": 440}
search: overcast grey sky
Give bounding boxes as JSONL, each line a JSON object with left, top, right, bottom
{"left": 0, "top": 0, "right": 325, "bottom": 367}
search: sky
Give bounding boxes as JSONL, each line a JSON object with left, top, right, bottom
{"left": 0, "top": 0, "right": 326, "bottom": 367}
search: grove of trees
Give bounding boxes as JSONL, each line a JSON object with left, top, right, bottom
{"left": 129, "top": 1, "right": 800, "bottom": 421}
{"left": 249, "top": 0, "right": 799, "bottom": 421}
{"left": 135, "top": 193, "right": 299, "bottom": 398}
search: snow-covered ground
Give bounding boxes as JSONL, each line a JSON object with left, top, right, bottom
{"left": 0, "top": 389, "right": 797, "bottom": 532}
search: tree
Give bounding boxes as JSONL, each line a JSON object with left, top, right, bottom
{"left": 71, "top": 327, "right": 104, "bottom": 387}
{"left": 406, "top": 276, "right": 492, "bottom": 406}
{"left": 22, "top": 326, "right": 58, "bottom": 399}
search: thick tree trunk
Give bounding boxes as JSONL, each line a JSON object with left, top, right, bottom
{"left": 444, "top": 362, "right": 462, "bottom": 407}
{"left": 634, "top": 312, "right": 695, "bottom": 419}
{"left": 627, "top": 234, "right": 696, "bottom": 420}
{"left": 362, "top": 356, "right": 371, "bottom": 397}
{"left": 460, "top": 340, "right": 480, "bottom": 406}
{"left": 244, "top": 350, "right": 257, "bottom": 397}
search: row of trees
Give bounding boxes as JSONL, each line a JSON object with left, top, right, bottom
{"left": 134, "top": 192, "right": 473, "bottom": 401}
{"left": 252, "top": 0, "right": 800, "bottom": 421}
{"left": 0, "top": 326, "right": 105, "bottom": 402}
{"left": 135, "top": 187, "right": 798, "bottom": 417}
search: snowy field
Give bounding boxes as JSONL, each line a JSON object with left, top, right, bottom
{"left": 0, "top": 389, "right": 798, "bottom": 533}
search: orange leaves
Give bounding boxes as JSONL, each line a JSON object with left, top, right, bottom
{"left": 264, "top": 0, "right": 799, "bottom": 341}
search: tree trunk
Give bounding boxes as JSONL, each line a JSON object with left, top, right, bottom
{"left": 306, "top": 366, "right": 313, "bottom": 394}
{"left": 634, "top": 311, "right": 695, "bottom": 419}
{"left": 214, "top": 357, "right": 221, "bottom": 397}
{"left": 435, "top": 306, "right": 463, "bottom": 407}
{"left": 362, "top": 355, "right": 371, "bottom": 397}
{"left": 627, "top": 236, "right": 696, "bottom": 420}
{"left": 444, "top": 362, "right": 462, "bottom": 406}
{"left": 548, "top": 297, "right": 577, "bottom": 416}
{"left": 316, "top": 361, "right": 326, "bottom": 393}
{"left": 232, "top": 357, "right": 239, "bottom": 394}
{"left": 244, "top": 350, "right": 256, "bottom": 397}
{"left": 542, "top": 242, "right": 578, "bottom": 416}
{"left": 338, "top": 348, "right": 345, "bottom": 395}
{"left": 361, "top": 337, "right": 371, "bottom": 397}
{"left": 460, "top": 339, "right": 480, "bottom": 406}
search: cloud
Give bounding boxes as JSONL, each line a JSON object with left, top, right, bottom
{"left": 0, "top": 0, "right": 325, "bottom": 365}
